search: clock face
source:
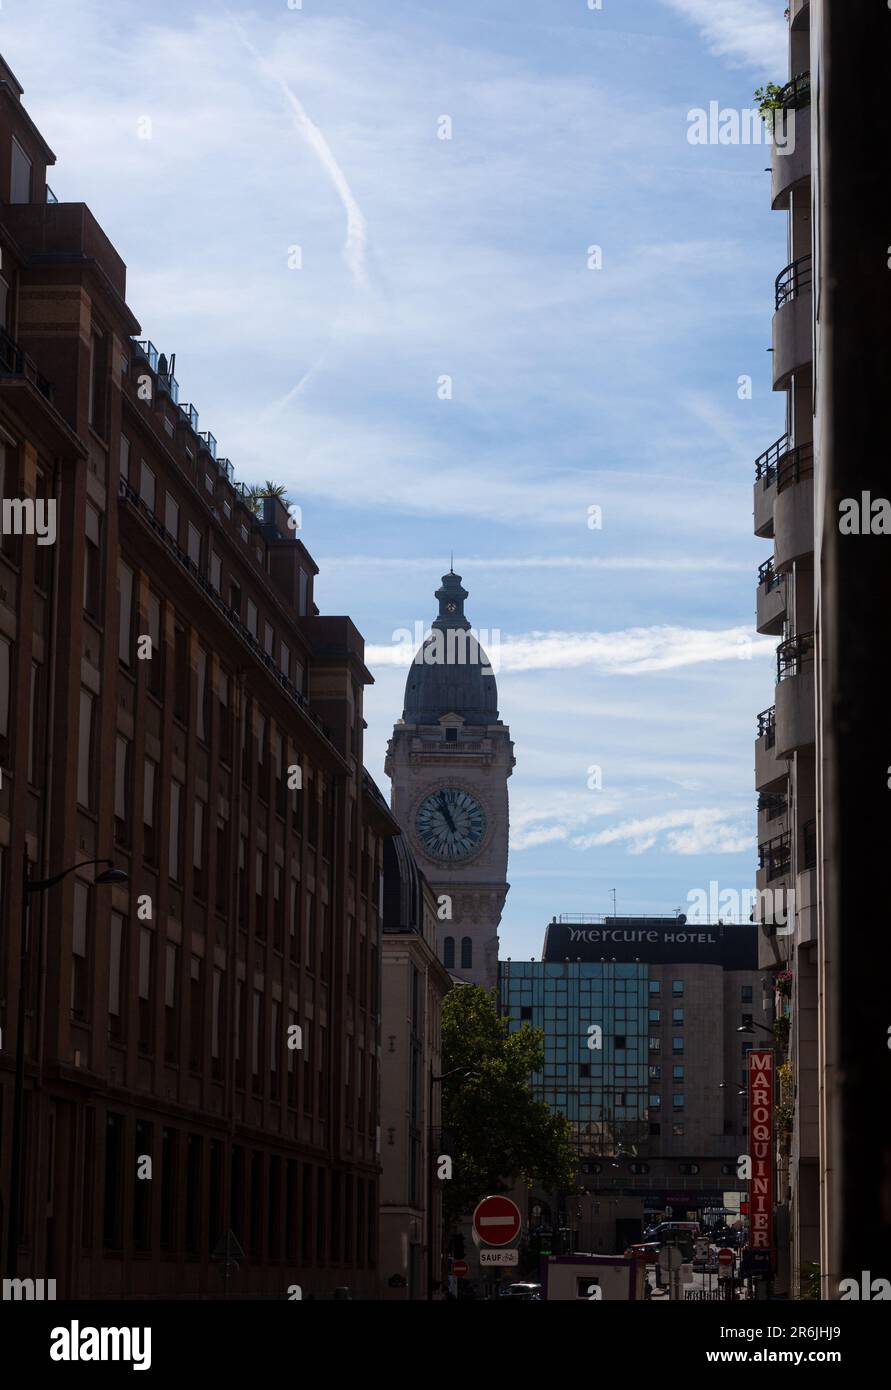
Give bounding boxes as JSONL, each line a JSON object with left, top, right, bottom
{"left": 415, "top": 787, "right": 486, "bottom": 861}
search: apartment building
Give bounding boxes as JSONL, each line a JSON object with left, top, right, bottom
{"left": 377, "top": 811, "right": 451, "bottom": 1299}
{"left": 499, "top": 917, "right": 768, "bottom": 1253}
{"left": 0, "top": 53, "right": 387, "bottom": 1297}
{"left": 751, "top": 0, "right": 817, "bottom": 1297}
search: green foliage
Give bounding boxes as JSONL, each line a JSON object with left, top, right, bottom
{"left": 754, "top": 82, "right": 784, "bottom": 116}
{"left": 440, "top": 986, "right": 579, "bottom": 1227}
{"left": 798, "top": 1262, "right": 821, "bottom": 1300}
{"left": 773, "top": 1015, "right": 791, "bottom": 1048}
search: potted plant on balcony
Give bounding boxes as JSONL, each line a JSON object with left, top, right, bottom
{"left": 774, "top": 968, "right": 793, "bottom": 999}
{"left": 772, "top": 1015, "right": 791, "bottom": 1049}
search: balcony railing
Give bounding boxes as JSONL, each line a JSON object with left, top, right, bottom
{"left": 215, "top": 457, "right": 236, "bottom": 484}
{"left": 776, "top": 440, "right": 814, "bottom": 493}
{"left": 158, "top": 371, "right": 179, "bottom": 404}
{"left": 0, "top": 324, "right": 53, "bottom": 401}
{"left": 757, "top": 706, "right": 776, "bottom": 746}
{"left": 45, "top": 183, "right": 58, "bottom": 204}
{"left": 777, "top": 631, "right": 814, "bottom": 682}
{"left": 133, "top": 338, "right": 159, "bottom": 372}
{"left": 778, "top": 72, "right": 811, "bottom": 110}
{"left": 759, "top": 832, "right": 791, "bottom": 881}
{"left": 755, "top": 433, "right": 788, "bottom": 485}
{"left": 117, "top": 477, "right": 331, "bottom": 743}
{"left": 758, "top": 791, "right": 787, "bottom": 822}
{"left": 758, "top": 557, "right": 784, "bottom": 591}
{"left": 775, "top": 253, "right": 812, "bottom": 310}
{"left": 199, "top": 431, "right": 217, "bottom": 460}
{"left": 179, "top": 402, "right": 199, "bottom": 433}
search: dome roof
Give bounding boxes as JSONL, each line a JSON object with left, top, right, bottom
{"left": 402, "top": 571, "right": 499, "bottom": 725}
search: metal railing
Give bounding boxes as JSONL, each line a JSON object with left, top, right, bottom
{"left": 777, "top": 440, "right": 814, "bottom": 493}
{"left": 755, "top": 433, "right": 788, "bottom": 485}
{"left": 199, "top": 431, "right": 217, "bottom": 459}
{"left": 178, "top": 402, "right": 199, "bottom": 432}
{"left": 759, "top": 832, "right": 791, "bottom": 880}
{"left": 117, "top": 477, "right": 332, "bottom": 743}
{"left": 158, "top": 371, "right": 179, "bottom": 404}
{"left": 215, "top": 457, "right": 236, "bottom": 484}
{"left": 775, "top": 253, "right": 812, "bottom": 310}
{"left": 757, "top": 706, "right": 776, "bottom": 746}
{"left": 45, "top": 184, "right": 58, "bottom": 204}
{"left": 0, "top": 324, "right": 53, "bottom": 400}
{"left": 778, "top": 71, "right": 811, "bottom": 110}
{"left": 758, "top": 557, "right": 784, "bottom": 591}
{"left": 777, "top": 631, "right": 814, "bottom": 682}
{"left": 133, "top": 338, "right": 159, "bottom": 372}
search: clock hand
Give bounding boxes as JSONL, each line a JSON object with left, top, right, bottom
{"left": 437, "top": 793, "right": 457, "bottom": 833}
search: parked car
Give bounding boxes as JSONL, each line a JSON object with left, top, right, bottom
{"left": 502, "top": 1282, "right": 542, "bottom": 1300}
{"left": 623, "top": 1242, "right": 662, "bottom": 1262}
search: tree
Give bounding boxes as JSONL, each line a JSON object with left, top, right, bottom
{"left": 439, "top": 985, "right": 579, "bottom": 1227}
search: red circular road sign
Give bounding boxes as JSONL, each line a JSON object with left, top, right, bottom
{"left": 473, "top": 1195, "right": 522, "bottom": 1247}
{"left": 717, "top": 1248, "right": 735, "bottom": 1265}
{"left": 452, "top": 1261, "right": 469, "bottom": 1277}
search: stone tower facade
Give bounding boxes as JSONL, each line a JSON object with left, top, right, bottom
{"left": 384, "top": 571, "right": 514, "bottom": 993}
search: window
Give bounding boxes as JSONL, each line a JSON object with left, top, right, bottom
{"left": 264, "top": 622, "right": 274, "bottom": 657}
{"left": 77, "top": 689, "right": 94, "bottom": 808}
{"left": 10, "top": 136, "right": 32, "bottom": 203}
{"left": 88, "top": 327, "right": 107, "bottom": 432}
{"left": 679, "top": 1162, "right": 698, "bottom": 1174}
{"left": 174, "top": 624, "right": 189, "bottom": 722}
{"left": 143, "top": 757, "right": 158, "bottom": 861}
{"left": 160, "top": 1129, "right": 177, "bottom": 1250}
{"left": 120, "top": 436, "right": 131, "bottom": 483}
{"left": 673, "top": 1124, "right": 685, "bottom": 1137}
{"left": 114, "top": 735, "right": 130, "bottom": 841}
{"left": 672, "top": 1037, "right": 684, "bottom": 1054}
{"left": 299, "top": 570, "right": 308, "bottom": 616}
{"left": 0, "top": 635, "right": 11, "bottom": 742}
{"left": 672, "top": 1064, "right": 684, "bottom": 1080}
{"left": 118, "top": 563, "right": 134, "bottom": 667}
{"left": 649, "top": 1094, "right": 661, "bottom": 1108}
{"left": 211, "top": 968, "right": 223, "bottom": 1077}
{"left": 27, "top": 661, "right": 41, "bottom": 784}
{"left": 246, "top": 599, "right": 258, "bottom": 639}
{"left": 165, "top": 942, "right": 179, "bottom": 1063}
{"left": 741, "top": 985, "right": 753, "bottom": 1003}
{"left": 672, "top": 980, "right": 684, "bottom": 995}
{"left": 210, "top": 551, "right": 222, "bottom": 592}
{"left": 648, "top": 1037, "right": 661, "bottom": 1052}
{"left": 649, "top": 1064, "right": 661, "bottom": 1080}
{"left": 460, "top": 937, "right": 472, "bottom": 969}
{"left": 83, "top": 505, "right": 101, "bottom": 616}
{"left": 169, "top": 780, "right": 182, "bottom": 880}
{"left": 165, "top": 492, "right": 180, "bottom": 541}
{"left": 648, "top": 980, "right": 660, "bottom": 994}
{"left": 133, "top": 1120, "right": 152, "bottom": 1251}
{"left": 672, "top": 1007, "right": 684, "bottom": 1023}
{"left": 649, "top": 1123, "right": 661, "bottom": 1137}
{"left": 280, "top": 642, "right": 290, "bottom": 681}
{"left": 108, "top": 912, "right": 125, "bottom": 1038}
{"left": 147, "top": 592, "right": 162, "bottom": 697}
{"left": 103, "top": 1115, "right": 124, "bottom": 1250}
{"left": 649, "top": 1008, "right": 661, "bottom": 1023}
{"left": 138, "top": 928, "right": 153, "bottom": 1052}
{"left": 185, "top": 1136, "right": 201, "bottom": 1254}
{"left": 140, "top": 462, "right": 156, "bottom": 513}
{"left": 187, "top": 522, "right": 201, "bottom": 569}
{"left": 190, "top": 956, "right": 203, "bottom": 1071}
{"left": 673, "top": 1094, "right": 685, "bottom": 1109}
{"left": 71, "top": 880, "right": 90, "bottom": 1018}
{"left": 196, "top": 647, "right": 209, "bottom": 743}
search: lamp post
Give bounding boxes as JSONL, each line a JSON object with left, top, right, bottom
{"left": 427, "top": 1066, "right": 478, "bottom": 1301}
{"left": 5, "top": 853, "right": 128, "bottom": 1278}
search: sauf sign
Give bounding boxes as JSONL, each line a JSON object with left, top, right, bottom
{"left": 748, "top": 1050, "right": 774, "bottom": 1261}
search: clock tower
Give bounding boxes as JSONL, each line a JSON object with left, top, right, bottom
{"left": 385, "top": 571, "right": 514, "bottom": 992}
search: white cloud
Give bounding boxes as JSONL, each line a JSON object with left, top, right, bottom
{"left": 660, "top": 0, "right": 787, "bottom": 71}
{"left": 573, "top": 807, "right": 753, "bottom": 856}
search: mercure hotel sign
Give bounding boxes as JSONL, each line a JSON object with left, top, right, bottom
{"left": 541, "top": 920, "right": 756, "bottom": 968}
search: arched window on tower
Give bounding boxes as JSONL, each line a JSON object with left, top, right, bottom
{"left": 460, "top": 937, "right": 473, "bottom": 969}
{"left": 443, "top": 937, "right": 455, "bottom": 969}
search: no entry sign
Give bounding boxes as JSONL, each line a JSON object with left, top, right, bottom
{"left": 472, "top": 1195, "right": 522, "bottom": 1247}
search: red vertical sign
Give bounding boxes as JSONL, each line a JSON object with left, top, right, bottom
{"left": 748, "top": 1049, "right": 774, "bottom": 1262}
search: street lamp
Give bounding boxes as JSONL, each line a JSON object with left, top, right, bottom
{"left": 737, "top": 1019, "right": 774, "bottom": 1036}
{"left": 6, "top": 853, "right": 128, "bottom": 1277}
{"left": 427, "top": 1066, "right": 479, "bottom": 1301}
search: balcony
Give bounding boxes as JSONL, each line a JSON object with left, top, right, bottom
{"left": 753, "top": 433, "right": 785, "bottom": 537}
{"left": 0, "top": 323, "right": 53, "bottom": 401}
{"left": 756, "top": 557, "right": 785, "bottom": 635}
{"left": 178, "top": 402, "right": 199, "bottom": 433}
{"left": 771, "top": 74, "right": 811, "bottom": 208}
{"left": 773, "top": 443, "right": 814, "bottom": 568}
{"left": 755, "top": 705, "right": 785, "bottom": 791}
{"left": 775, "top": 632, "right": 815, "bottom": 756}
{"left": 772, "top": 254, "right": 812, "bottom": 388}
{"left": 2, "top": 201, "right": 128, "bottom": 300}
{"left": 199, "top": 431, "right": 217, "bottom": 460}
{"left": 759, "top": 831, "right": 791, "bottom": 882}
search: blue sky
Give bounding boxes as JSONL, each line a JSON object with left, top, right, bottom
{"left": 4, "top": 0, "right": 789, "bottom": 958}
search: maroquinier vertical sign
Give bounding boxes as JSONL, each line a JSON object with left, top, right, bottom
{"left": 748, "top": 1049, "right": 775, "bottom": 1262}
